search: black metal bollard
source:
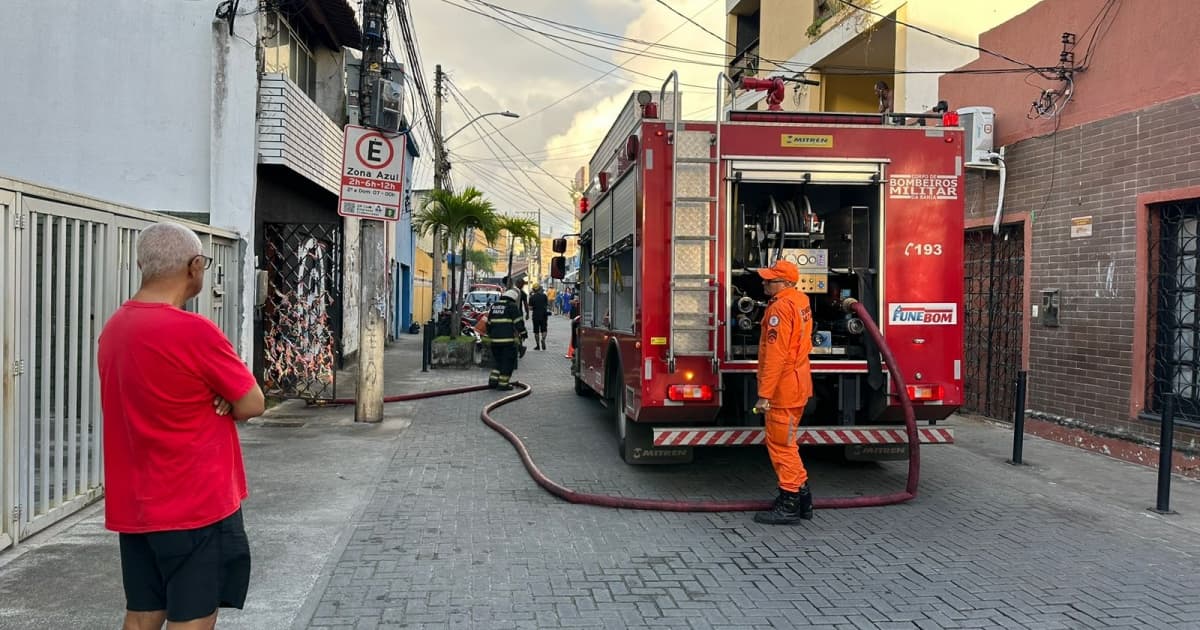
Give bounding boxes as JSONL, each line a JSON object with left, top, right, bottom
{"left": 1155, "top": 395, "right": 1176, "bottom": 513}
{"left": 1011, "top": 370, "right": 1028, "bottom": 465}
{"left": 422, "top": 320, "right": 434, "bottom": 372}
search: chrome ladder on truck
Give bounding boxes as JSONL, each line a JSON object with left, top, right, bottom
{"left": 662, "top": 71, "right": 719, "bottom": 373}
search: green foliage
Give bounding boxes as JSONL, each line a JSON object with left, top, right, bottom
{"left": 433, "top": 335, "right": 478, "bottom": 344}
{"left": 497, "top": 216, "right": 540, "bottom": 253}
{"left": 414, "top": 187, "right": 500, "bottom": 246}
{"left": 416, "top": 187, "right": 501, "bottom": 337}
{"left": 464, "top": 248, "right": 495, "bottom": 273}
{"left": 806, "top": 3, "right": 846, "bottom": 39}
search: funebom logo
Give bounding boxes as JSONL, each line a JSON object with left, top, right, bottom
{"left": 888, "top": 303, "right": 957, "bottom": 325}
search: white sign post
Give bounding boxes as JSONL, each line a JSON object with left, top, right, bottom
{"left": 338, "top": 125, "right": 405, "bottom": 222}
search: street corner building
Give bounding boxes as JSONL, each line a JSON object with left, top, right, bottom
{"left": 0, "top": 0, "right": 423, "bottom": 549}
{"left": 938, "top": 0, "right": 1200, "bottom": 462}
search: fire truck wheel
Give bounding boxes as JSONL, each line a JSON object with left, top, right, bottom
{"left": 612, "top": 375, "right": 628, "bottom": 448}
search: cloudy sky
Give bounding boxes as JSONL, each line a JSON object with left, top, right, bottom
{"left": 403, "top": 0, "right": 727, "bottom": 236}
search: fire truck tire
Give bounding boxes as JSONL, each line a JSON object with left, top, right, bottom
{"left": 612, "top": 374, "right": 632, "bottom": 459}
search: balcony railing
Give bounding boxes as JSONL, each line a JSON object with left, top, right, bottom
{"left": 729, "top": 40, "right": 760, "bottom": 84}
{"left": 257, "top": 73, "right": 343, "bottom": 193}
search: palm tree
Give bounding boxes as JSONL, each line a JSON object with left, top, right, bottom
{"left": 414, "top": 187, "right": 500, "bottom": 336}
{"left": 495, "top": 216, "right": 541, "bottom": 284}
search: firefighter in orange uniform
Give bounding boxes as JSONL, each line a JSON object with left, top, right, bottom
{"left": 754, "top": 259, "right": 815, "bottom": 524}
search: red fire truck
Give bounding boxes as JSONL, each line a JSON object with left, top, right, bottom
{"left": 551, "top": 73, "right": 962, "bottom": 464}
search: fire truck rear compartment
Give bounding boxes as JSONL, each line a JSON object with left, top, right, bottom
{"left": 724, "top": 180, "right": 886, "bottom": 428}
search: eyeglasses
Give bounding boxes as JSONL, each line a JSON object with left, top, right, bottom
{"left": 192, "top": 255, "right": 213, "bottom": 270}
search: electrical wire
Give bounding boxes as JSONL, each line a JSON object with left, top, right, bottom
{"left": 835, "top": 0, "right": 1054, "bottom": 78}
{"left": 446, "top": 80, "right": 575, "bottom": 196}
{"left": 394, "top": 0, "right": 452, "bottom": 191}
{"left": 446, "top": 0, "right": 722, "bottom": 146}
{"left": 459, "top": 162, "right": 566, "bottom": 222}
{"left": 438, "top": 0, "right": 744, "bottom": 73}
{"left": 1078, "top": 0, "right": 1120, "bottom": 70}
{"left": 443, "top": 82, "right": 578, "bottom": 230}
{"left": 473, "top": 0, "right": 715, "bottom": 92}
{"left": 469, "top": 0, "right": 810, "bottom": 76}
{"left": 652, "top": 0, "right": 732, "bottom": 52}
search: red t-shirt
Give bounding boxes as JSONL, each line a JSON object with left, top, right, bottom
{"left": 98, "top": 301, "right": 256, "bottom": 533}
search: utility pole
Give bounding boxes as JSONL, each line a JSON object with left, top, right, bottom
{"left": 536, "top": 207, "right": 543, "bottom": 281}
{"left": 355, "top": 0, "right": 389, "bottom": 423}
{"left": 431, "top": 64, "right": 445, "bottom": 319}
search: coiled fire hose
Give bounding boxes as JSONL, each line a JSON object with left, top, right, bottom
{"left": 338, "top": 298, "right": 921, "bottom": 512}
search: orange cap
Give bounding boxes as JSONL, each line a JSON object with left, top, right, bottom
{"left": 757, "top": 259, "right": 799, "bottom": 283}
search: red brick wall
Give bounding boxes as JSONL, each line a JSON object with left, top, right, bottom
{"left": 964, "top": 93, "right": 1200, "bottom": 446}
{"left": 940, "top": 0, "right": 1200, "bottom": 148}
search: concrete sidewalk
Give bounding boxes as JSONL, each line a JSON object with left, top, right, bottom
{"left": 0, "top": 332, "right": 445, "bottom": 629}
{"left": 1, "top": 316, "right": 1199, "bottom": 628}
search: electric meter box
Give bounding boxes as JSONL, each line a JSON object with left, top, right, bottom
{"left": 958, "top": 106, "right": 995, "bottom": 168}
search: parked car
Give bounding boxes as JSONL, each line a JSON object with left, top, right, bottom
{"left": 463, "top": 290, "right": 500, "bottom": 315}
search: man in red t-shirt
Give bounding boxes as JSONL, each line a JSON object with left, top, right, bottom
{"left": 99, "top": 222, "right": 265, "bottom": 629}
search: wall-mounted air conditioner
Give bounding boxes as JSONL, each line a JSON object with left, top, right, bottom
{"left": 958, "top": 106, "right": 996, "bottom": 169}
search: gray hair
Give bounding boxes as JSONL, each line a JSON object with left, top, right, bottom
{"left": 136, "top": 222, "right": 203, "bottom": 280}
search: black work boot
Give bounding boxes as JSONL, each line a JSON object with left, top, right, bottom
{"left": 753, "top": 486, "right": 813, "bottom": 525}
{"left": 796, "top": 483, "right": 814, "bottom": 520}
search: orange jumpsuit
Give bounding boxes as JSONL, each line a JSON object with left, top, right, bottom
{"left": 757, "top": 286, "right": 814, "bottom": 492}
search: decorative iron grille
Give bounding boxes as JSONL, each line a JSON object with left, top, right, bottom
{"left": 262, "top": 223, "right": 343, "bottom": 401}
{"left": 1147, "top": 200, "right": 1200, "bottom": 427}
{"left": 962, "top": 225, "right": 1025, "bottom": 421}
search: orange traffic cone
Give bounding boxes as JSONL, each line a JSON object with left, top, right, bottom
{"left": 565, "top": 343, "right": 574, "bottom": 359}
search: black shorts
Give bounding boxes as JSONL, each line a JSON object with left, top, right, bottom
{"left": 532, "top": 315, "right": 548, "bottom": 333}
{"left": 119, "top": 508, "right": 251, "bottom": 622}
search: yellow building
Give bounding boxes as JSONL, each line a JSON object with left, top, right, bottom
{"left": 726, "top": 0, "right": 1040, "bottom": 114}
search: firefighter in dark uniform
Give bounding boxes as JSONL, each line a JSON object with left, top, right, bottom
{"left": 487, "top": 288, "right": 526, "bottom": 390}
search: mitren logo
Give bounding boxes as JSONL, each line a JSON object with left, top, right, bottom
{"left": 888, "top": 303, "right": 957, "bottom": 325}
{"left": 889, "top": 174, "right": 958, "bottom": 200}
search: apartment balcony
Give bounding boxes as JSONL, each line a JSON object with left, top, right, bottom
{"left": 257, "top": 73, "right": 343, "bottom": 194}
{"left": 730, "top": 41, "right": 760, "bottom": 84}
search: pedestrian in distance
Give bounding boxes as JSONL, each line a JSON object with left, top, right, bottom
{"left": 487, "top": 288, "right": 527, "bottom": 390}
{"left": 529, "top": 282, "right": 550, "bottom": 350}
{"left": 98, "top": 222, "right": 266, "bottom": 629}
{"left": 752, "top": 259, "right": 815, "bottom": 525}
{"left": 515, "top": 276, "right": 531, "bottom": 321}
{"left": 566, "top": 296, "right": 581, "bottom": 359}
{"left": 547, "top": 285, "right": 559, "bottom": 315}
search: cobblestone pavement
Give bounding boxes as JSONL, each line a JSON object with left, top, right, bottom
{"left": 301, "top": 317, "right": 1200, "bottom": 630}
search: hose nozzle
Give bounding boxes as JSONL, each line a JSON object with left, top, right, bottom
{"left": 840, "top": 297, "right": 859, "bottom": 314}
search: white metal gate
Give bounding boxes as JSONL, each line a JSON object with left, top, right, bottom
{"left": 0, "top": 180, "right": 243, "bottom": 549}
{"left": 1, "top": 190, "right": 20, "bottom": 551}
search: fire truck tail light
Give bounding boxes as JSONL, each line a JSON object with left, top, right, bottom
{"left": 905, "top": 384, "right": 944, "bottom": 401}
{"left": 667, "top": 385, "right": 713, "bottom": 402}
{"left": 942, "top": 111, "right": 960, "bottom": 126}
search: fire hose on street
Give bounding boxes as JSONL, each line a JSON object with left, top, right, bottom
{"left": 338, "top": 299, "right": 921, "bottom": 512}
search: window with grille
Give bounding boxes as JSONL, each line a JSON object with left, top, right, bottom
{"left": 262, "top": 12, "right": 318, "bottom": 99}
{"left": 1148, "top": 199, "right": 1200, "bottom": 427}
